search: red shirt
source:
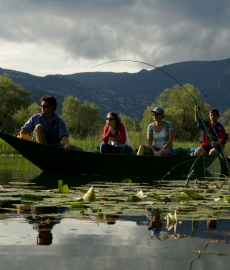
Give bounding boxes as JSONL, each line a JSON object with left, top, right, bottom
{"left": 102, "top": 125, "right": 126, "bottom": 144}
{"left": 198, "top": 120, "right": 226, "bottom": 148}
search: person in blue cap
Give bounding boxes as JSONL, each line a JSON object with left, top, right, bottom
{"left": 137, "top": 107, "right": 174, "bottom": 156}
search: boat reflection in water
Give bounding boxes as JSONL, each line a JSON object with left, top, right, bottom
{"left": 29, "top": 168, "right": 220, "bottom": 190}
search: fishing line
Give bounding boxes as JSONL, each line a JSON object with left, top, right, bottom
{"left": 92, "top": 59, "right": 229, "bottom": 175}
{"left": 92, "top": 59, "right": 195, "bottom": 99}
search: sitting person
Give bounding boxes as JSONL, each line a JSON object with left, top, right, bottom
{"left": 194, "top": 107, "right": 226, "bottom": 155}
{"left": 137, "top": 107, "right": 174, "bottom": 156}
{"left": 19, "top": 95, "right": 83, "bottom": 151}
{"left": 100, "top": 111, "right": 133, "bottom": 154}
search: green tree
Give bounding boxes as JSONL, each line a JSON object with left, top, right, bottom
{"left": 220, "top": 108, "right": 230, "bottom": 134}
{"left": 61, "top": 96, "right": 103, "bottom": 137}
{"left": 140, "top": 84, "right": 211, "bottom": 141}
{"left": 119, "top": 113, "right": 141, "bottom": 132}
{"left": 12, "top": 103, "right": 41, "bottom": 132}
{"left": 0, "top": 74, "right": 32, "bottom": 132}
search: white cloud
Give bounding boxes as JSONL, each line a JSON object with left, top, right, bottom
{"left": 0, "top": 0, "right": 230, "bottom": 76}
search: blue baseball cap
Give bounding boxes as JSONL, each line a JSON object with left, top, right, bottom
{"left": 151, "top": 107, "right": 164, "bottom": 114}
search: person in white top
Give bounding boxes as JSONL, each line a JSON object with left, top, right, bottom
{"left": 137, "top": 107, "right": 174, "bottom": 156}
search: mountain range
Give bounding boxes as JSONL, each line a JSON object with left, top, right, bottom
{"left": 1, "top": 58, "right": 230, "bottom": 118}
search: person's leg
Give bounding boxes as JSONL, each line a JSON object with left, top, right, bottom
{"left": 100, "top": 142, "right": 112, "bottom": 153}
{"left": 137, "top": 145, "right": 145, "bottom": 155}
{"left": 209, "top": 148, "right": 218, "bottom": 155}
{"left": 120, "top": 144, "right": 133, "bottom": 154}
{"left": 33, "top": 124, "right": 48, "bottom": 144}
{"left": 194, "top": 147, "right": 206, "bottom": 156}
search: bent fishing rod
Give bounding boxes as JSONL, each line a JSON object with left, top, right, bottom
{"left": 92, "top": 59, "right": 230, "bottom": 173}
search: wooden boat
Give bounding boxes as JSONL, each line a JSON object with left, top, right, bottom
{"left": 0, "top": 131, "right": 225, "bottom": 180}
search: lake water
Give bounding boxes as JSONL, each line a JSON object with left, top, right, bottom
{"left": 0, "top": 155, "right": 230, "bottom": 270}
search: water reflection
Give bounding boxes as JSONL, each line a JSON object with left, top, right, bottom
{"left": 0, "top": 155, "right": 230, "bottom": 269}
{"left": 0, "top": 211, "right": 229, "bottom": 269}
{"left": 26, "top": 206, "right": 69, "bottom": 245}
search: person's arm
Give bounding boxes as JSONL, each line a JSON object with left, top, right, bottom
{"left": 113, "top": 125, "right": 126, "bottom": 144}
{"left": 163, "top": 129, "right": 174, "bottom": 150}
{"left": 146, "top": 124, "right": 158, "bottom": 155}
{"left": 211, "top": 126, "right": 227, "bottom": 148}
{"left": 61, "top": 135, "right": 71, "bottom": 151}
{"left": 147, "top": 134, "right": 158, "bottom": 155}
{"left": 20, "top": 115, "right": 38, "bottom": 134}
{"left": 56, "top": 117, "right": 70, "bottom": 151}
{"left": 102, "top": 126, "right": 111, "bottom": 142}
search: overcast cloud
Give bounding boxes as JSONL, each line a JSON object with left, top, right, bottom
{"left": 0, "top": 0, "right": 230, "bottom": 76}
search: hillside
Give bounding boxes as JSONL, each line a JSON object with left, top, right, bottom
{"left": 1, "top": 58, "right": 230, "bottom": 118}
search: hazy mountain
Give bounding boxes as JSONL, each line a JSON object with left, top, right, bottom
{"left": 1, "top": 58, "right": 230, "bottom": 118}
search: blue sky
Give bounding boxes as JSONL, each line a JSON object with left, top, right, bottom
{"left": 0, "top": 0, "right": 230, "bottom": 76}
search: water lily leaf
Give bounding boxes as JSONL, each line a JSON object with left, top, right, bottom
{"left": 129, "top": 195, "right": 141, "bottom": 202}
{"left": 21, "top": 194, "right": 44, "bottom": 202}
{"left": 180, "top": 189, "right": 206, "bottom": 200}
{"left": 204, "top": 189, "right": 216, "bottom": 194}
{"left": 83, "top": 186, "right": 96, "bottom": 202}
{"left": 121, "top": 179, "right": 132, "bottom": 183}
{"left": 100, "top": 198, "right": 126, "bottom": 203}
{"left": 191, "top": 250, "right": 230, "bottom": 256}
{"left": 223, "top": 196, "right": 230, "bottom": 202}
{"left": 70, "top": 202, "right": 86, "bottom": 209}
{"left": 58, "top": 180, "right": 69, "bottom": 193}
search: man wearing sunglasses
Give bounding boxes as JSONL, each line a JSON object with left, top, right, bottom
{"left": 19, "top": 95, "right": 82, "bottom": 151}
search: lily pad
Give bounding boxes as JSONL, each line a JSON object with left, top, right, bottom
{"left": 21, "top": 194, "right": 44, "bottom": 202}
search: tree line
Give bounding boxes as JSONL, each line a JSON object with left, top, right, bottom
{"left": 1, "top": 73, "right": 230, "bottom": 141}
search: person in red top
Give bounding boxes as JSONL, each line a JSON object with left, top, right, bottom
{"left": 100, "top": 111, "right": 133, "bottom": 154}
{"left": 194, "top": 107, "right": 226, "bottom": 155}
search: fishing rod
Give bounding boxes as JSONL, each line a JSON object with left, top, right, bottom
{"left": 92, "top": 59, "right": 230, "bottom": 174}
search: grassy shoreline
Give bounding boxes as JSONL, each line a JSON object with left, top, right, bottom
{"left": 1, "top": 131, "right": 229, "bottom": 156}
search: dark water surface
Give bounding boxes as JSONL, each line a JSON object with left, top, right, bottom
{"left": 0, "top": 156, "right": 230, "bottom": 270}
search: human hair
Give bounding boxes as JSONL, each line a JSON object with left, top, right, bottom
{"left": 107, "top": 111, "right": 122, "bottom": 128}
{"left": 209, "top": 108, "right": 219, "bottom": 117}
{"left": 41, "top": 95, "right": 57, "bottom": 112}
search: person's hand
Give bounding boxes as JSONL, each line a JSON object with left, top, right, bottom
{"left": 153, "top": 150, "right": 160, "bottom": 156}
{"left": 109, "top": 126, "right": 116, "bottom": 134}
{"left": 63, "top": 144, "right": 71, "bottom": 151}
{"left": 211, "top": 142, "right": 219, "bottom": 148}
{"left": 158, "top": 149, "right": 168, "bottom": 156}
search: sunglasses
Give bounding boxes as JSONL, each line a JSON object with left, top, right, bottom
{"left": 151, "top": 113, "right": 160, "bottom": 116}
{"left": 41, "top": 105, "right": 49, "bottom": 108}
{"left": 106, "top": 117, "right": 114, "bottom": 121}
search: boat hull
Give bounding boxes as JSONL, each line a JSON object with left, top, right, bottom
{"left": 0, "top": 131, "right": 219, "bottom": 179}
